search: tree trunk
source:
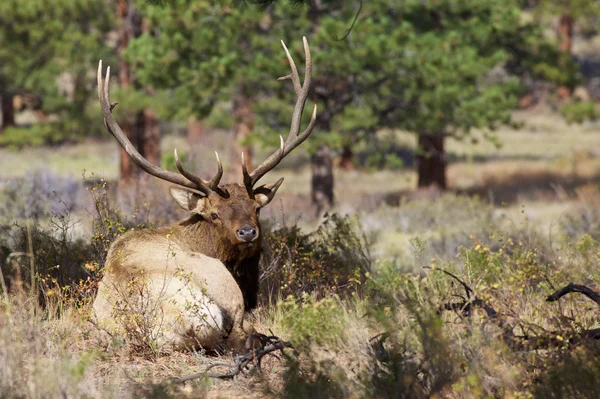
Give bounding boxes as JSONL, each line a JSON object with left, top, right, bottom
{"left": 417, "top": 134, "right": 446, "bottom": 189}
{"left": 141, "top": 109, "right": 160, "bottom": 165}
{"left": 187, "top": 117, "right": 204, "bottom": 145}
{"left": 119, "top": 118, "right": 139, "bottom": 188}
{"left": 558, "top": 13, "right": 574, "bottom": 54}
{"left": 123, "top": 109, "right": 160, "bottom": 184}
{"left": 311, "top": 145, "right": 334, "bottom": 216}
{"left": 0, "top": 94, "right": 15, "bottom": 133}
{"left": 116, "top": 0, "right": 159, "bottom": 190}
{"left": 230, "top": 95, "right": 254, "bottom": 181}
{"left": 339, "top": 145, "right": 354, "bottom": 170}
{"left": 117, "top": 0, "right": 136, "bottom": 188}
{"left": 557, "top": 13, "right": 574, "bottom": 100}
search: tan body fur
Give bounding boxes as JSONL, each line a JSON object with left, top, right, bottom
{"left": 93, "top": 184, "right": 263, "bottom": 351}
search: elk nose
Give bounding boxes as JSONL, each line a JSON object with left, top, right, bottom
{"left": 236, "top": 225, "right": 257, "bottom": 242}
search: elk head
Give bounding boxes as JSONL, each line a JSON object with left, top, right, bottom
{"left": 97, "top": 37, "right": 316, "bottom": 256}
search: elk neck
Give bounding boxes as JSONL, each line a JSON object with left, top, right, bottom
{"left": 164, "top": 214, "right": 262, "bottom": 264}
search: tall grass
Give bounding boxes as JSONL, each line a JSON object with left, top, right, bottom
{"left": 1, "top": 166, "right": 600, "bottom": 398}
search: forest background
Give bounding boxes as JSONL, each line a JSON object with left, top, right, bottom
{"left": 2, "top": 1, "right": 600, "bottom": 397}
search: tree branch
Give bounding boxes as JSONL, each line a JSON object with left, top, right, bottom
{"left": 546, "top": 282, "right": 600, "bottom": 307}
{"left": 169, "top": 334, "right": 292, "bottom": 383}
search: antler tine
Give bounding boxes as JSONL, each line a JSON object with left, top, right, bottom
{"left": 173, "top": 149, "right": 214, "bottom": 193}
{"left": 278, "top": 40, "right": 301, "bottom": 95}
{"left": 97, "top": 60, "right": 222, "bottom": 196}
{"left": 246, "top": 37, "right": 317, "bottom": 188}
{"left": 208, "top": 151, "right": 224, "bottom": 189}
{"left": 241, "top": 152, "right": 252, "bottom": 189}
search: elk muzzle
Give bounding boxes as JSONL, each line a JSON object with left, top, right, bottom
{"left": 236, "top": 225, "right": 258, "bottom": 243}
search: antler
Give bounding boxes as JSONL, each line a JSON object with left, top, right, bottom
{"left": 243, "top": 36, "right": 317, "bottom": 190}
{"left": 97, "top": 61, "right": 223, "bottom": 196}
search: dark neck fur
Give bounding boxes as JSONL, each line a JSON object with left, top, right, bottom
{"left": 159, "top": 214, "right": 260, "bottom": 265}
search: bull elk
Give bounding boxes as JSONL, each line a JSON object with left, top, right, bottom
{"left": 92, "top": 37, "right": 316, "bottom": 351}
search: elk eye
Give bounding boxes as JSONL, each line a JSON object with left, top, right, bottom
{"left": 210, "top": 212, "right": 219, "bottom": 221}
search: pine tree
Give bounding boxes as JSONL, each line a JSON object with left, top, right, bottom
{"left": 126, "top": 0, "right": 577, "bottom": 204}
{"left": 0, "top": 0, "right": 114, "bottom": 141}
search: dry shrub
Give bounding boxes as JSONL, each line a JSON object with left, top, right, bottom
{"left": 533, "top": 343, "right": 600, "bottom": 398}
{"left": 0, "top": 169, "right": 83, "bottom": 223}
{"left": 0, "top": 170, "right": 99, "bottom": 307}
{"left": 364, "top": 194, "right": 493, "bottom": 235}
{"left": 268, "top": 269, "right": 508, "bottom": 399}
{"left": 0, "top": 288, "right": 98, "bottom": 398}
{"left": 259, "top": 222, "right": 600, "bottom": 398}
{"left": 0, "top": 211, "right": 97, "bottom": 311}
{"left": 272, "top": 294, "right": 378, "bottom": 399}
{"left": 561, "top": 183, "right": 600, "bottom": 240}
{"left": 259, "top": 213, "right": 373, "bottom": 302}
{"left": 466, "top": 167, "right": 590, "bottom": 204}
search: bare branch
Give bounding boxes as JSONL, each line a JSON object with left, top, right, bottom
{"left": 546, "top": 282, "right": 600, "bottom": 307}
{"left": 169, "top": 334, "right": 292, "bottom": 383}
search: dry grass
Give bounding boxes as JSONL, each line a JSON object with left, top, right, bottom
{"left": 0, "top": 290, "right": 101, "bottom": 398}
{"left": 2, "top": 109, "right": 600, "bottom": 397}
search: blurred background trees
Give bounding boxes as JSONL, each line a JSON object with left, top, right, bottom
{"left": 0, "top": 0, "right": 597, "bottom": 213}
{"left": 0, "top": 0, "right": 114, "bottom": 140}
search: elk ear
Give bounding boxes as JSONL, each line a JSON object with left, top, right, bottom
{"left": 170, "top": 187, "right": 209, "bottom": 213}
{"left": 253, "top": 178, "right": 284, "bottom": 208}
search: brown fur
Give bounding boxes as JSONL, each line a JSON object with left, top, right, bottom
{"left": 93, "top": 183, "right": 270, "bottom": 351}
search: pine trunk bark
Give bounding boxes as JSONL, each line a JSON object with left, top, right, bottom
{"left": 0, "top": 94, "right": 15, "bottom": 133}
{"left": 558, "top": 13, "right": 574, "bottom": 54}
{"left": 116, "top": 0, "right": 160, "bottom": 190}
{"left": 311, "top": 145, "right": 334, "bottom": 216}
{"left": 417, "top": 134, "right": 446, "bottom": 189}
{"left": 230, "top": 95, "right": 254, "bottom": 181}
{"left": 117, "top": 0, "right": 136, "bottom": 188}
{"left": 557, "top": 13, "right": 574, "bottom": 100}
{"left": 339, "top": 145, "right": 354, "bottom": 170}
{"left": 141, "top": 109, "right": 160, "bottom": 166}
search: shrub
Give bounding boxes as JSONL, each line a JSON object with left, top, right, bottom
{"left": 268, "top": 223, "right": 600, "bottom": 399}
{"left": 259, "top": 213, "right": 373, "bottom": 302}
{"left": 0, "top": 123, "right": 82, "bottom": 149}
{"left": 0, "top": 206, "right": 97, "bottom": 310}
{"left": 560, "top": 184, "right": 600, "bottom": 241}
{"left": 0, "top": 292, "right": 98, "bottom": 398}
{"left": 279, "top": 294, "right": 348, "bottom": 350}
{"left": 0, "top": 169, "right": 82, "bottom": 223}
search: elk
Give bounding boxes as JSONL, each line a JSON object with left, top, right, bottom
{"left": 92, "top": 37, "right": 316, "bottom": 351}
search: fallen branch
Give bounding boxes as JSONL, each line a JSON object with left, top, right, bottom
{"left": 434, "top": 270, "right": 600, "bottom": 351}
{"left": 170, "top": 333, "right": 292, "bottom": 383}
{"left": 426, "top": 267, "right": 499, "bottom": 320}
{"left": 546, "top": 283, "right": 600, "bottom": 307}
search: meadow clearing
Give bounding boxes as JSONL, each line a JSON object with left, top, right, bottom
{"left": 1, "top": 107, "right": 600, "bottom": 398}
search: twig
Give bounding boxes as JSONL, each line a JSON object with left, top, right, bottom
{"left": 430, "top": 267, "right": 515, "bottom": 344}
{"left": 546, "top": 282, "right": 600, "bottom": 307}
{"left": 169, "top": 334, "right": 292, "bottom": 383}
{"left": 336, "top": 0, "right": 363, "bottom": 41}
{"left": 26, "top": 218, "right": 36, "bottom": 297}
{"left": 436, "top": 271, "right": 600, "bottom": 351}
{"left": 424, "top": 266, "right": 473, "bottom": 298}
{"left": 426, "top": 267, "right": 497, "bottom": 318}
